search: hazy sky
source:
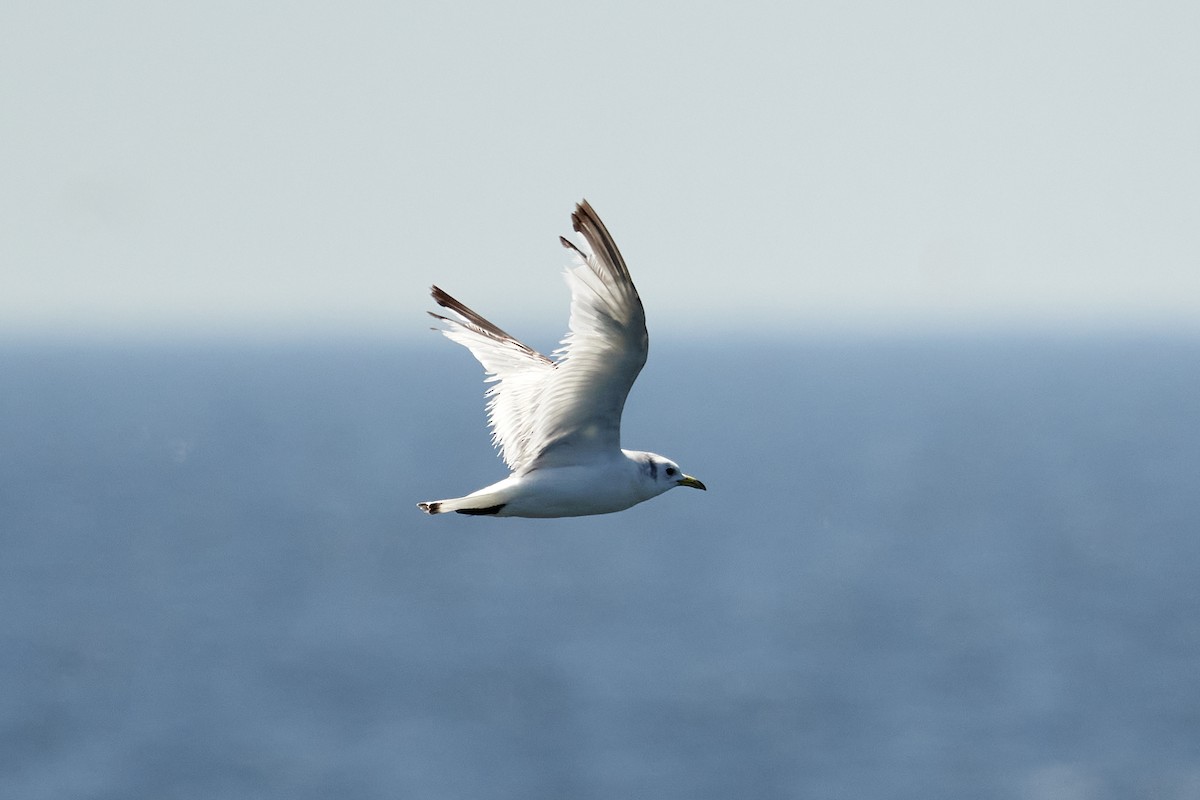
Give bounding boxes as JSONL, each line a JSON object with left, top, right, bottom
{"left": 3, "top": 1, "right": 1198, "bottom": 337}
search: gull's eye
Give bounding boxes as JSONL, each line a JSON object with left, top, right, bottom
{"left": 665, "top": 467, "right": 676, "bottom": 477}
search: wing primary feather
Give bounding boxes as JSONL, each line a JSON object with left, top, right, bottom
{"left": 571, "top": 200, "right": 633, "bottom": 286}
{"left": 559, "top": 236, "right": 586, "bottom": 259}
{"left": 430, "top": 286, "right": 553, "bottom": 366}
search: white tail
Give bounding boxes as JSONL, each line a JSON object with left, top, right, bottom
{"left": 417, "top": 495, "right": 507, "bottom": 516}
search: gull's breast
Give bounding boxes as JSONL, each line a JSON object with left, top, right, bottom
{"left": 499, "top": 462, "right": 648, "bottom": 518}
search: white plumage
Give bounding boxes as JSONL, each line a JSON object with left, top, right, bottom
{"left": 418, "top": 200, "right": 706, "bottom": 518}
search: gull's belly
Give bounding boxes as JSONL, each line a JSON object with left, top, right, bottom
{"left": 497, "top": 464, "right": 648, "bottom": 518}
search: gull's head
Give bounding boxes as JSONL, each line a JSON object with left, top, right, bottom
{"left": 631, "top": 451, "right": 707, "bottom": 496}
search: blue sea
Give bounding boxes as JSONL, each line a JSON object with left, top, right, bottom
{"left": 2, "top": 334, "right": 1199, "bottom": 799}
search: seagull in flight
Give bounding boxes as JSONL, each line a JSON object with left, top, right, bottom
{"left": 418, "top": 200, "right": 706, "bottom": 517}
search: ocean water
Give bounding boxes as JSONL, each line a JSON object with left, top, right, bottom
{"left": 2, "top": 335, "right": 1198, "bottom": 799}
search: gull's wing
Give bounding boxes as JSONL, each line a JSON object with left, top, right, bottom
{"left": 429, "top": 200, "right": 646, "bottom": 472}
{"left": 428, "top": 287, "right": 555, "bottom": 470}
{"left": 529, "top": 200, "right": 647, "bottom": 468}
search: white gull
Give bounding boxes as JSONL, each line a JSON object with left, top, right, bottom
{"left": 418, "top": 200, "right": 706, "bottom": 518}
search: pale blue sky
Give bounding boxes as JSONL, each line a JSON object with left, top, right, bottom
{"left": 3, "top": 1, "right": 1198, "bottom": 337}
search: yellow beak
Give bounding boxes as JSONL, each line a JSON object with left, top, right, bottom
{"left": 677, "top": 474, "right": 707, "bottom": 491}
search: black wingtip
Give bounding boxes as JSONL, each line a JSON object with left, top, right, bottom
{"left": 567, "top": 199, "right": 632, "bottom": 284}
{"left": 571, "top": 198, "right": 598, "bottom": 232}
{"left": 418, "top": 501, "right": 442, "bottom": 514}
{"left": 429, "top": 286, "right": 532, "bottom": 350}
{"left": 560, "top": 235, "right": 585, "bottom": 259}
{"left": 430, "top": 286, "right": 455, "bottom": 309}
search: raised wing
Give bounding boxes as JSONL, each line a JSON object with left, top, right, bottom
{"left": 429, "top": 287, "right": 555, "bottom": 470}
{"left": 429, "top": 200, "right": 647, "bottom": 472}
{"left": 529, "top": 200, "right": 648, "bottom": 468}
